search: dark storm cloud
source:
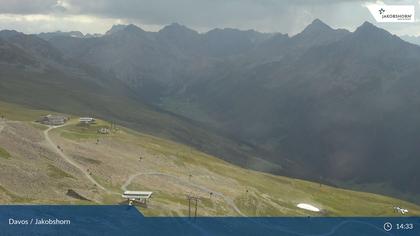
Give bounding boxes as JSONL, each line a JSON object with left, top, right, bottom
{"left": 0, "top": 0, "right": 58, "bottom": 14}
{"left": 0, "top": 0, "right": 373, "bottom": 31}
{"left": 0, "top": 0, "right": 418, "bottom": 35}
{"left": 53, "top": 0, "right": 374, "bottom": 33}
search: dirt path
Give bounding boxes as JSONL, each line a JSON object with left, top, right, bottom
{"left": 43, "top": 125, "right": 110, "bottom": 193}
{"left": 0, "top": 122, "right": 4, "bottom": 134}
{"left": 122, "top": 172, "right": 246, "bottom": 216}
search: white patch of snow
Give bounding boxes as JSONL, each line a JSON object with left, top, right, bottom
{"left": 297, "top": 203, "right": 320, "bottom": 212}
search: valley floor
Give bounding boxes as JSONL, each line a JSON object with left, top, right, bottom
{"left": 1, "top": 101, "right": 420, "bottom": 216}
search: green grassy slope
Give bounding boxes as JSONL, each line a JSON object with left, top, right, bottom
{"left": 52, "top": 119, "right": 420, "bottom": 216}
{"left": 1, "top": 101, "right": 418, "bottom": 216}
{"left": 0, "top": 146, "right": 11, "bottom": 159}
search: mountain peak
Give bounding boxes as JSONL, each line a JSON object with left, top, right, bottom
{"left": 357, "top": 21, "right": 378, "bottom": 31}
{"left": 123, "top": 24, "right": 146, "bottom": 34}
{"left": 105, "top": 24, "right": 145, "bottom": 36}
{"left": 159, "top": 23, "right": 198, "bottom": 35}
{"left": 105, "top": 24, "right": 128, "bottom": 35}
{"left": 354, "top": 21, "right": 391, "bottom": 38}
{"left": 302, "top": 19, "right": 332, "bottom": 33}
{"left": 292, "top": 19, "right": 335, "bottom": 40}
{"left": 290, "top": 19, "right": 349, "bottom": 46}
{"left": 311, "top": 19, "right": 328, "bottom": 27}
{"left": 292, "top": 19, "right": 339, "bottom": 40}
{"left": 38, "top": 31, "right": 84, "bottom": 40}
{"left": 165, "top": 22, "right": 184, "bottom": 29}
{"left": 0, "top": 29, "right": 21, "bottom": 39}
{"left": 125, "top": 24, "right": 143, "bottom": 31}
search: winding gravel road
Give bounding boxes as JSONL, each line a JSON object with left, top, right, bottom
{"left": 43, "top": 125, "right": 110, "bottom": 193}
{"left": 0, "top": 120, "right": 5, "bottom": 134}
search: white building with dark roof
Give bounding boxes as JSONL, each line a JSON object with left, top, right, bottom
{"left": 79, "top": 117, "right": 96, "bottom": 124}
{"left": 37, "top": 114, "right": 69, "bottom": 125}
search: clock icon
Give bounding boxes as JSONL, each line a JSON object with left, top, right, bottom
{"left": 384, "top": 222, "right": 393, "bottom": 232}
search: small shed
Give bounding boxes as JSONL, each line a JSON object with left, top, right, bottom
{"left": 79, "top": 117, "right": 96, "bottom": 124}
{"left": 37, "top": 114, "right": 69, "bottom": 126}
{"left": 122, "top": 191, "right": 153, "bottom": 205}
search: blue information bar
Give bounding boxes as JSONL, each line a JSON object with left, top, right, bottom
{"left": 0, "top": 205, "right": 418, "bottom": 235}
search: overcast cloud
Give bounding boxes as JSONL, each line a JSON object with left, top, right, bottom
{"left": 0, "top": 0, "right": 419, "bottom": 36}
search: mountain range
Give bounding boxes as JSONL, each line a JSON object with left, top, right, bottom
{"left": 1, "top": 19, "right": 420, "bottom": 203}
{"left": 401, "top": 35, "right": 420, "bottom": 46}
{"left": 0, "top": 28, "right": 268, "bottom": 173}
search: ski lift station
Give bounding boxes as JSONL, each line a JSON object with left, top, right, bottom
{"left": 122, "top": 191, "right": 153, "bottom": 205}
{"left": 37, "top": 114, "right": 69, "bottom": 125}
{"left": 79, "top": 117, "right": 96, "bottom": 124}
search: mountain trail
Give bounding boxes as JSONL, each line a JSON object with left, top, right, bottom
{"left": 43, "top": 124, "right": 118, "bottom": 195}
{"left": 0, "top": 122, "right": 4, "bottom": 134}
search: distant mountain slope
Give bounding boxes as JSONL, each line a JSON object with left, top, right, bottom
{"left": 291, "top": 19, "right": 350, "bottom": 48}
{"left": 42, "top": 24, "right": 271, "bottom": 101}
{"left": 38, "top": 31, "right": 84, "bottom": 40}
{"left": 179, "top": 21, "right": 420, "bottom": 203}
{"left": 0, "top": 30, "right": 272, "bottom": 174}
{"left": 22, "top": 20, "right": 420, "bottom": 204}
{"left": 401, "top": 35, "right": 420, "bottom": 46}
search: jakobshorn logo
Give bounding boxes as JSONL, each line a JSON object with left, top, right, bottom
{"left": 366, "top": 4, "right": 415, "bottom": 22}
{"left": 379, "top": 8, "right": 385, "bottom": 15}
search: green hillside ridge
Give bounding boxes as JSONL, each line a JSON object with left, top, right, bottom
{"left": 0, "top": 146, "right": 11, "bottom": 159}
{"left": 1, "top": 101, "right": 420, "bottom": 216}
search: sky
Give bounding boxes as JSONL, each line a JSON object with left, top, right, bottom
{"left": 0, "top": 0, "right": 419, "bottom": 36}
